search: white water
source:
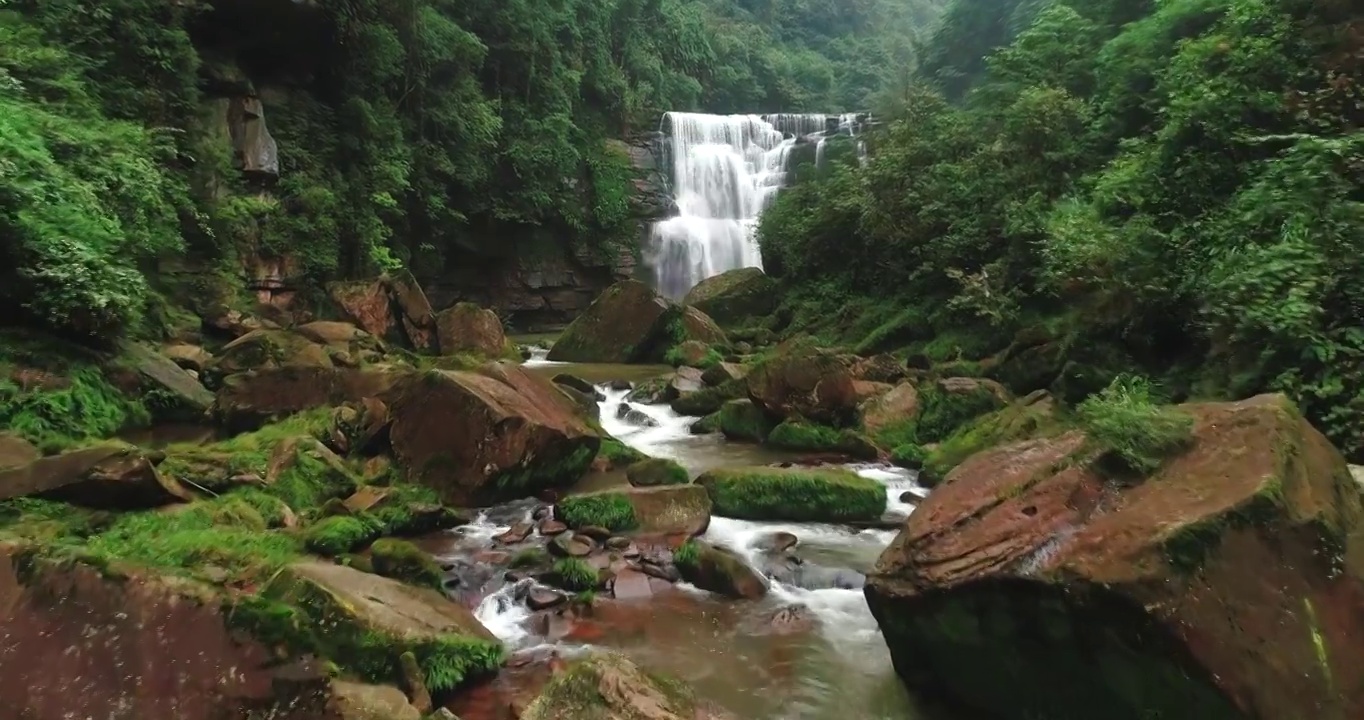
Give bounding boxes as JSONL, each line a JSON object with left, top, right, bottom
{"left": 648, "top": 112, "right": 869, "bottom": 299}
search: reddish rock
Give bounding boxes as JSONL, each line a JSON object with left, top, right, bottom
{"left": 678, "top": 306, "right": 727, "bottom": 346}
{"left": 0, "top": 434, "right": 39, "bottom": 472}
{"left": 610, "top": 568, "right": 654, "bottom": 601}
{"left": 520, "top": 652, "right": 734, "bottom": 720}
{"left": 494, "top": 522, "right": 534, "bottom": 545}
{"left": 0, "top": 543, "right": 341, "bottom": 720}
{"left": 388, "top": 270, "right": 438, "bottom": 353}
{"left": 538, "top": 519, "right": 568, "bottom": 535}
{"left": 859, "top": 381, "right": 919, "bottom": 434}
{"left": 213, "top": 366, "right": 409, "bottom": 431}
{"left": 672, "top": 340, "right": 713, "bottom": 367}
{"left": 865, "top": 394, "right": 1364, "bottom": 720}
{"left": 386, "top": 364, "right": 599, "bottom": 506}
{"left": 547, "top": 280, "right": 673, "bottom": 364}
{"left": 747, "top": 343, "right": 860, "bottom": 426}
{"left": 327, "top": 272, "right": 437, "bottom": 352}
{"left": 0, "top": 444, "right": 191, "bottom": 509}
{"left": 436, "top": 303, "right": 510, "bottom": 358}
{"left": 211, "top": 329, "right": 333, "bottom": 379}
{"left": 328, "top": 279, "right": 396, "bottom": 340}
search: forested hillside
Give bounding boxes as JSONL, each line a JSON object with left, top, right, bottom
{"left": 0, "top": 0, "right": 940, "bottom": 343}
{"left": 759, "top": 0, "right": 1364, "bottom": 457}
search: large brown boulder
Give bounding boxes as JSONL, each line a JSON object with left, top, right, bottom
{"left": 117, "top": 340, "right": 215, "bottom": 414}
{"left": 327, "top": 272, "right": 437, "bottom": 353}
{"left": 387, "top": 364, "right": 600, "bottom": 505}
{"left": 865, "top": 394, "right": 1364, "bottom": 720}
{"left": 520, "top": 652, "right": 735, "bottom": 720}
{"left": 209, "top": 329, "right": 333, "bottom": 382}
{"left": 676, "top": 540, "right": 768, "bottom": 599}
{"left": 0, "top": 543, "right": 341, "bottom": 720}
{"left": 682, "top": 267, "right": 779, "bottom": 327}
{"left": 213, "top": 366, "right": 409, "bottom": 431}
{"left": 0, "top": 444, "right": 191, "bottom": 509}
{"left": 679, "top": 306, "right": 727, "bottom": 346}
{"left": 435, "top": 303, "right": 510, "bottom": 357}
{"left": 547, "top": 280, "right": 672, "bottom": 363}
{"left": 0, "top": 434, "right": 39, "bottom": 472}
{"left": 859, "top": 382, "right": 919, "bottom": 434}
{"left": 746, "top": 343, "right": 860, "bottom": 426}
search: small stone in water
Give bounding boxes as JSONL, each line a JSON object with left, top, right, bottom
{"left": 528, "top": 588, "right": 567, "bottom": 611}
{"left": 495, "top": 522, "right": 533, "bottom": 544}
{"left": 578, "top": 525, "right": 612, "bottom": 541}
{"left": 605, "top": 536, "right": 631, "bottom": 550}
{"left": 539, "top": 519, "right": 568, "bottom": 535}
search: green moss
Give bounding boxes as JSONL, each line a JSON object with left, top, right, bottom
{"left": 509, "top": 547, "right": 549, "bottom": 568}
{"left": 766, "top": 419, "right": 879, "bottom": 459}
{"left": 370, "top": 538, "right": 443, "bottom": 589}
{"left": 690, "top": 412, "right": 721, "bottom": 435}
{"left": 890, "top": 443, "right": 928, "bottom": 469}
{"left": 556, "top": 493, "right": 638, "bottom": 532}
{"left": 696, "top": 467, "right": 886, "bottom": 522}
{"left": 625, "top": 458, "right": 689, "bottom": 486}
{"left": 924, "top": 396, "right": 1064, "bottom": 481}
{"left": 596, "top": 437, "right": 647, "bottom": 467}
{"left": 304, "top": 515, "right": 379, "bottom": 557}
{"left": 673, "top": 539, "right": 699, "bottom": 569}
{"left": 552, "top": 557, "right": 599, "bottom": 591}
{"left": 493, "top": 442, "right": 597, "bottom": 494}
{"left": 671, "top": 379, "right": 746, "bottom": 416}
{"left": 717, "top": 399, "right": 775, "bottom": 442}
{"left": 1077, "top": 375, "right": 1193, "bottom": 477}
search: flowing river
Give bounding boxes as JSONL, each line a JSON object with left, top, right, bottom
{"left": 422, "top": 351, "right": 941, "bottom": 719}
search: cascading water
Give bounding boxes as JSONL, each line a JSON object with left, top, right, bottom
{"left": 647, "top": 112, "right": 869, "bottom": 299}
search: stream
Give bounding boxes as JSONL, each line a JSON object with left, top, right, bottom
{"left": 425, "top": 351, "right": 938, "bottom": 719}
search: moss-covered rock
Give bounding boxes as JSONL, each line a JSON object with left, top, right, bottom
{"left": 558, "top": 485, "right": 711, "bottom": 536}
{"left": 766, "top": 419, "right": 880, "bottom": 460}
{"left": 435, "top": 302, "right": 514, "bottom": 359}
{"left": 682, "top": 267, "right": 779, "bottom": 327}
{"left": 746, "top": 343, "right": 861, "bottom": 426}
{"left": 717, "top": 399, "right": 775, "bottom": 442}
{"left": 625, "top": 458, "right": 689, "bottom": 486}
{"left": 547, "top": 280, "right": 674, "bottom": 363}
{"left": 670, "top": 378, "right": 746, "bottom": 416}
{"left": 674, "top": 540, "right": 768, "bottom": 599}
{"left": 866, "top": 394, "right": 1364, "bottom": 720}
{"left": 689, "top": 413, "right": 721, "bottom": 435}
{"left": 696, "top": 466, "right": 885, "bottom": 522}
{"left": 923, "top": 390, "right": 1061, "bottom": 481}
{"left": 369, "top": 538, "right": 442, "bottom": 589}
{"left": 521, "top": 652, "right": 733, "bottom": 720}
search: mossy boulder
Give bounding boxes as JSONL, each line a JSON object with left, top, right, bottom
{"left": 435, "top": 302, "right": 513, "bottom": 359}
{"left": 547, "top": 280, "right": 674, "bottom": 363}
{"left": 678, "top": 306, "right": 728, "bottom": 347}
{"left": 696, "top": 466, "right": 885, "bottom": 522}
{"left": 117, "top": 340, "right": 215, "bottom": 417}
{"left": 922, "top": 390, "right": 1061, "bottom": 482}
{"left": 386, "top": 363, "right": 600, "bottom": 505}
{"left": 369, "top": 538, "right": 442, "bottom": 589}
{"left": 559, "top": 485, "right": 711, "bottom": 536}
{"left": 520, "top": 652, "right": 734, "bottom": 720}
{"left": 766, "top": 419, "right": 880, "bottom": 460}
{"left": 865, "top": 394, "right": 1364, "bottom": 720}
{"left": 747, "top": 343, "right": 860, "bottom": 426}
{"left": 674, "top": 540, "right": 768, "bottom": 599}
{"left": 213, "top": 366, "right": 409, "bottom": 432}
{"left": 625, "top": 458, "right": 689, "bottom": 487}
{"left": 682, "top": 267, "right": 779, "bottom": 327}
{"left": 0, "top": 443, "right": 192, "bottom": 509}
{"left": 859, "top": 382, "right": 919, "bottom": 435}
{"left": 670, "top": 378, "right": 746, "bottom": 417}
{"left": 717, "top": 399, "right": 775, "bottom": 442}
{"left": 209, "top": 329, "right": 333, "bottom": 383}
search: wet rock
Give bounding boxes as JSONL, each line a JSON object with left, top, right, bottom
{"left": 614, "top": 403, "right": 658, "bottom": 428}
{"left": 756, "top": 531, "right": 799, "bottom": 553}
{"left": 577, "top": 525, "right": 613, "bottom": 541}
{"left": 119, "top": 340, "right": 215, "bottom": 415}
{"left": 696, "top": 466, "right": 884, "bottom": 523}
{"left": 683, "top": 267, "right": 779, "bottom": 327}
{"left": 538, "top": 519, "right": 568, "bottom": 536}
{"left": 701, "top": 362, "right": 747, "bottom": 387}
{"left": 608, "top": 379, "right": 632, "bottom": 391}
{"left": 162, "top": 343, "right": 214, "bottom": 374}
{"left": 386, "top": 363, "right": 600, "bottom": 506}
{"left": 213, "top": 365, "right": 408, "bottom": 432}
{"left": 747, "top": 344, "right": 861, "bottom": 426}
{"left": 0, "top": 444, "right": 192, "bottom": 509}
{"left": 676, "top": 541, "right": 768, "bottom": 599}
{"left": 637, "top": 560, "right": 680, "bottom": 584}
{"left": 562, "top": 486, "right": 712, "bottom": 536}
{"left": 605, "top": 536, "right": 632, "bottom": 551}
{"left": 625, "top": 458, "right": 689, "bottom": 487}
{"left": 557, "top": 384, "right": 602, "bottom": 423}
{"left": 495, "top": 522, "right": 534, "bottom": 545}
{"left": 716, "top": 399, "right": 775, "bottom": 442}
{"left": 527, "top": 588, "right": 567, "bottom": 611}
{"left": 547, "top": 280, "right": 674, "bottom": 363}
{"left": 520, "top": 652, "right": 735, "bottom": 720}
{"left": 550, "top": 533, "right": 595, "bottom": 558}
{"left": 689, "top": 413, "right": 720, "bottom": 435}
{"left": 533, "top": 505, "right": 551, "bottom": 521}
{"left": 669, "top": 366, "right": 705, "bottom": 399}
{"left": 610, "top": 568, "right": 654, "bottom": 600}
{"left": 866, "top": 394, "right": 1364, "bottom": 720}
{"left": 626, "top": 375, "right": 671, "bottom": 404}
{"left": 898, "top": 491, "right": 919, "bottom": 504}
{"left": 329, "top": 680, "right": 421, "bottom": 720}
{"left": 760, "top": 604, "right": 817, "bottom": 636}
{"left": 554, "top": 374, "right": 603, "bottom": 400}
{"left": 436, "top": 302, "right": 510, "bottom": 357}
{"left": 0, "top": 434, "right": 39, "bottom": 472}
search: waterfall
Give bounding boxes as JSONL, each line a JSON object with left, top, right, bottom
{"left": 646, "top": 112, "right": 870, "bottom": 299}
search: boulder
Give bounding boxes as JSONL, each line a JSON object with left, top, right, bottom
{"left": 614, "top": 403, "right": 658, "bottom": 429}
{"left": 0, "top": 434, "right": 39, "bottom": 472}
{"left": 211, "top": 330, "right": 333, "bottom": 381}
{"left": 716, "top": 399, "right": 775, "bottom": 442}
{"left": 676, "top": 541, "right": 768, "bottom": 599}
{"left": 696, "top": 466, "right": 885, "bottom": 522}
{"left": 625, "top": 458, "right": 689, "bottom": 487}
{"left": 553, "top": 374, "right": 601, "bottom": 399}
{"left": 118, "top": 340, "right": 215, "bottom": 414}
{"left": 678, "top": 306, "right": 727, "bottom": 346}
{"left": 668, "top": 366, "right": 705, "bottom": 399}
{"left": 0, "top": 444, "right": 191, "bottom": 509}
{"left": 436, "top": 303, "right": 510, "bottom": 358}
{"left": 0, "top": 543, "right": 343, "bottom": 720}
{"left": 671, "top": 340, "right": 714, "bottom": 367}
{"left": 327, "top": 272, "right": 437, "bottom": 352}
{"left": 865, "top": 394, "right": 1364, "bottom": 720}
{"left": 682, "top": 267, "right": 779, "bottom": 327}
{"left": 547, "top": 280, "right": 672, "bottom": 363}
{"left": 701, "top": 362, "right": 747, "bottom": 387}
{"left": 386, "top": 364, "right": 600, "bottom": 505}
{"left": 625, "top": 375, "right": 671, "bottom": 404}
{"left": 521, "top": 652, "right": 734, "bottom": 720}
{"left": 852, "top": 354, "right": 906, "bottom": 384}
{"left": 560, "top": 486, "right": 711, "bottom": 536}
{"left": 859, "top": 382, "right": 920, "bottom": 434}
{"left": 671, "top": 379, "right": 746, "bottom": 417}
{"left": 747, "top": 344, "right": 860, "bottom": 426}
{"left": 328, "top": 681, "right": 421, "bottom": 720}
{"left": 213, "top": 366, "right": 408, "bottom": 431}
{"left": 162, "top": 343, "right": 214, "bottom": 374}
{"left": 387, "top": 270, "right": 438, "bottom": 352}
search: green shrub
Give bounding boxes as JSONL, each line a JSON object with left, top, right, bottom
{"left": 916, "top": 384, "right": 1006, "bottom": 443}
{"left": 696, "top": 467, "right": 886, "bottom": 522}
{"left": 303, "top": 516, "right": 378, "bottom": 557}
{"left": 369, "top": 538, "right": 443, "bottom": 588}
{"left": 552, "top": 557, "right": 599, "bottom": 591}
{"left": 625, "top": 458, "right": 689, "bottom": 486}
{"left": 1077, "top": 375, "right": 1194, "bottom": 476}
{"left": 556, "top": 493, "right": 637, "bottom": 532}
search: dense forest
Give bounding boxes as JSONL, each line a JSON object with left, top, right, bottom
{"left": 0, "top": 0, "right": 939, "bottom": 341}
{"left": 759, "top": 0, "right": 1364, "bottom": 458}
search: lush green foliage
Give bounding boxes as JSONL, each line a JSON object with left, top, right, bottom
{"left": 552, "top": 557, "right": 600, "bottom": 592}
{"left": 673, "top": 539, "right": 700, "bottom": 569}
{"left": 760, "top": 0, "right": 1364, "bottom": 457}
{"left": 303, "top": 515, "right": 377, "bottom": 557}
{"left": 1078, "top": 375, "right": 1194, "bottom": 475}
{"left": 557, "top": 493, "right": 638, "bottom": 532}
{"left": 696, "top": 466, "right": 886, "bottom": 521}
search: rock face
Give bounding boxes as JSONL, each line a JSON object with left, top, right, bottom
{"left": 865, "top": 394, "right": 1364, "bottom": 720}
{"left": 747, "top": 344, "right": 860, "bottom": 426}
{"left": 435, "top": 302, "right": 510, "bottom": 357}
{"left": 387, "top": 364, "right": 600, "bottom": 505}
{"left": 679, "top": 306, "right": 727, "bottom": 346}
{"left": 547, "top": 280, "right": 673, "bottom": 363}
{"left": 520, "top": 652, "right": 734, "bottom": 720}
{"left": 213, "top": 366, "right": 408, "bottom": 431}
{"left": 327, "top": 272, "right": 438, "bottom": 352}
{"left": 0, "top": 543, "right": 340, "bottom": 720}
{"left": 682, "top": 267, "right": 779, "bottom": 327}
{"left": 118, "top": 340, "right": 215, "bottom": 414}
{"left": 0, "top": 444, "right": 191, "bottom": 508}
{"left": 227, "top": 95, "right": 279, "bottom": 178}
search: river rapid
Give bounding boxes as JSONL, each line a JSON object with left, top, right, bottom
{"left": 423, "top": 351, "right": 942, "bottom": 719}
